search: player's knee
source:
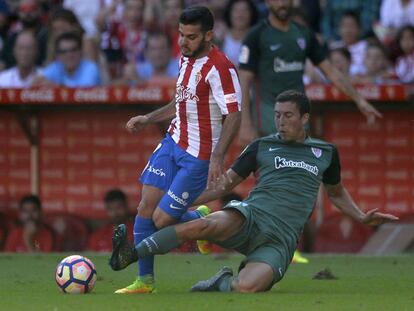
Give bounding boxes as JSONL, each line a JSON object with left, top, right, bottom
{"left": 153, "top": 209, "right": 177, "bottom": 229}
{"left": 236, "top": 279, "right": 266, "bottom": 293}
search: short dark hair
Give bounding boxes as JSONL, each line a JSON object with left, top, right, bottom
{"left": 19, "top": 195, "right": 41, "bottom": 211}
{"left": 276, "top": 90, "right": 310, "bottom": 116}
{"left": 329, "top": 47, "right": 351, "bottom": 62}
{"left": 55, "top": 31, "right": 82, "bottom": 52}
{"left": 104, "top": 189, "right": 127, "bottom": 205}
{"left": 223, "top": 0, "right": 258, "bottom": 29}
{"left": 340, "top": 10, "right": 360, "bottom": 27}
{"left": 179, "top": 6, "right": 214, "bottom": 32}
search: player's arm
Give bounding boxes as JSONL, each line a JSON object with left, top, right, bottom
{"left": 125, "top": 98, "right": 176, "bottom": 133}
{"left": 324, "top": 182, "right": 398, "bottom": 225}
{"left": 318, "top": 60, "right": 382, "bottom": 123}
{"left": 193, "top": 169, "right": 245, "bottom": 205}
{"left": 238, "top": 69, "right": 258, "bottom": 146}
{"left": 208, "top": 111, "right": 241, "bottom": 190}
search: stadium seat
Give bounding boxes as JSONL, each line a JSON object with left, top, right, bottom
{"left": 44, "top": 213, "right": 88, "bottom": 251}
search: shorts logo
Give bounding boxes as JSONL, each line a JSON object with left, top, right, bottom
{"left": 182, "top": 192, "right": 189, "bottom": 199}
{"left": 169, "top": 203, "right": 183, "bottom": 210}
{"left": 168, "top": 190, "right": 188, "bottom": 206}
{"left": 147, "top": 165, "right": 166, "bottom": 177}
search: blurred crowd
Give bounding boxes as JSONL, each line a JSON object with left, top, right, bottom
{"left": 0, "top": 0, "right": 412, "bottom": 89}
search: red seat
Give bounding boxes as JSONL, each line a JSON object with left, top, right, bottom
{"left": 44, "top": 213, "right": 88, "bottom": 251}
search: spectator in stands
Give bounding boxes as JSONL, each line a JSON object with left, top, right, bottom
{"left": 161, "top": 0, "right": 184, "bottom": 59}
{"left": 330, "top": 11, "right": 368, "bottom": 75}
{"left": 88, "top": 189, "right": 134, "bottom": 252}
{"left": 4, "top": 195, "right": 58, "bottom": 252}
{"left": 395, "top": 26, "right": 414, "bottom": 83}
{"left": 122, "top": 31, "right": 178, "bottom": 86}
{"left": 352, "top": 43, "right": 396, "bottom": 84}
{"left": 219, "top": 0, "right": 259, "bottom": 66}
{"left": 33, "top": 31, "right": 101, "bottom": 87}
{"left": 0, "top": 0, "right": 47, "bottom": 68}
{"left": 46, "top": 8, "right": 97, "bottom": 64}
{"left": 380, "top": 0, "right": 414, "bottom": 35}
{"left": 0, "top": 0, "right": 10, "bottom": 70}
{"left": 96, "top": 0, "right": 147, "bottom": 80}
{"left": 0, "top": 30, "right": 40, "bottom": 87}
{"left": 321, "top": 0, "right": 381, "bottom": 42}
{"left": 329, "top": 47, "right": 352, "bottom": 77}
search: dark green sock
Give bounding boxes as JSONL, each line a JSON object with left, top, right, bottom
{"left": 136, "top": 226, "right": 180, "bottom": 258}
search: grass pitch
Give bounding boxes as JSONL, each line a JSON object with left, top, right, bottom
{"left": 0, "top": 253, "right": 413, "bottom": 311}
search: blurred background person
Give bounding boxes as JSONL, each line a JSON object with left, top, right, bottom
{"left": 321, "top": 0, "right": 381, "bottom": 42}
{"left": 122, "top": 31, "right": 178, "bottom": 86}
{"left": 0, "top": 0, "right": 47, "bottom": 68}
{"left": 379, "top": 0, "right": 414, "bottom": 40}
{"left": 352, "top": 43, "right": 397, "bottom": 84}
{"left": 0, "top": 0, "right": 11, "bottom": 71}
{"left": 4, "top": 195, "right": 59, "bottom": 252}
{"left": 33, "top": 31, "right": 101, "bottom": 87}
{"left": 330, "top": 11, "right": 368, "bottom": 76}
{"left": 328, "top": 47, "right": 352, "bottom": 77}
{"left": 0, "top": 30, "right": 40, "bottom": 87}
{"left": 219, "top": 0, "right": 258, "bottom": 66}
{"left": 394, "top": 25, "right": 414, "bottom": 83}
{"left": 87, "top": 189, "right": 134, "bottom": 252}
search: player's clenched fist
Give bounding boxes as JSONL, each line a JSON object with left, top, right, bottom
{"left": 125, "top": 115, "right": 149, "bottom": 133}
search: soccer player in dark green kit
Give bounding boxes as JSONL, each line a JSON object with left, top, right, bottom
{"left": 109, "top": 90, "right": 398, "bottom": 293}
{"left": 238, "top": 0, "right": 382, "bottom": 146}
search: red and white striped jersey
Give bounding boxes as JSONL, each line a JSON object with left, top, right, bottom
{"left": 168, "top": 46, "right": 241, "bottom": 160}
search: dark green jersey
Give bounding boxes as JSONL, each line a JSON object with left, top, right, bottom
{"left": 231, "top": 134, "right": 340, "bottom": 246}
{"left": 239, "top": 20, "right": 326, "bottom": 134}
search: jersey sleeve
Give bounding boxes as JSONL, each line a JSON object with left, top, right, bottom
{"left": 207, "top": 62, "right": 241, "bottom": 115}
{"left": 231, "top": 139, "right": 260, "bottom": 178}
{"left": 238, "top": 25, "right": 261, "bottom": 72}
{"left": 306, "top": 29, "right": 327, "bottom": 66}
{"left": 322, "top": 145, "right": 341, "bottom": 185}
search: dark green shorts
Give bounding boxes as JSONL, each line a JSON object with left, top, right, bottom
{"left": 216, "top": 200, "right": 293, "bottom": 287}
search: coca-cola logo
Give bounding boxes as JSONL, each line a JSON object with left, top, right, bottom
{"left": 74, "top": 88, "right": 108, "bottom": 102}
{"left": 127, "top": 87, "right": 162, "bottom": 101}
{"left": 21, "top": 89, "right": 55, "bottom": 102}
{"left": 306, "top": 85, "right": 326, "bottom": 100}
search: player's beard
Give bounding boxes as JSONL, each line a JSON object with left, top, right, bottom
{"left": 183, "top": 36, "right": 207, "bottom": 58}
{"left": 270, "top": 5, "right": 292, "bottom": 22}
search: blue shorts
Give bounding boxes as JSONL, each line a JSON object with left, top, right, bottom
{"left": 140, "top": 134, "right": 209, "bottom": 219}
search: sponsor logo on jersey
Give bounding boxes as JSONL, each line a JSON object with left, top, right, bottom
{"left": 273, "top": 57, "right": 304, "bottom": 73}
{"left": 270, "top": 44, "right": 281, "bottom": 51}
{"left": 296, "top": 38, "right": 306, "bottom": 50}
{"left": 176, "top": 85, "right": 199, "bottom": 102}
{"left": 168, "top": 190, "right": 188, "bottom": 206}
{"left": 274, "top": 156, "right": 319, "bottom": 176}
{"left": 239, "top": 45, "right": 250, "bottom": 64}
{"left": 311, "top": 147, "right": 322, "bottom": 158}
{"left": 147, "top": 165, "right": 166, "bottom": 177}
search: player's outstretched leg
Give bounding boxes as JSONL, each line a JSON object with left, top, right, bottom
{"left": 109, "top": 224, "right": 138, "bottom": 271}
{"left": 190, "top": 266, "right": 234, "bottom": 292}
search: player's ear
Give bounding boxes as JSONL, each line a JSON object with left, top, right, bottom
{"left": 204, "top": 30, "right": 214, "bottom": 42}
{"left": 301, "top": 113, "right": 310, "bottom": 125}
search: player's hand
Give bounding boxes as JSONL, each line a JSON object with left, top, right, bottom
{"left": 356, "top": 99, "right": 383, "bottom": 124}
{"left": 125, "top": 115, "right": 149, "bottom": 133}
{"left": 361, "top": 208, "right": 399, "bottom": 226}
{"left": 207, "top": 153, "right": 230, "bottom": 191}
{"left": 238, "top": 123, "right": 258, "bottom": 147}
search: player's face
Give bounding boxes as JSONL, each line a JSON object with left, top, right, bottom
{"left": 274, "top": 101, "right": 309, "bottom": 142}
{"left": 266, "top": 0, "right": 292, "bottom": 22}
{"left": 178, "top": 23, "right": 213, "bottom": 58}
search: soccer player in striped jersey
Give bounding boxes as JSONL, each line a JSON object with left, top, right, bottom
{"left": 114, "top": 6, "right": 242, "bottom": 294}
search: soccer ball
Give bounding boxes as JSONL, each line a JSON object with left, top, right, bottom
{"left": 55, "top": 255, "right": 97, "bottom": 294}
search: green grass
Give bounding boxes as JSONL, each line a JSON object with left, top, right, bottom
{"left": 0, "top": 253, "right": 413, "bottom": 311}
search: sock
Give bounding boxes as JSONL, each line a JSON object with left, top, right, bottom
{"left": 218, "top": 275, "right": 234, "bottom": 292}
{"left": 134, "top": 216, "right": 156, "bottom": 277}
{"left": 178, "top": 210, "right": 201, "bottom": 223}
{"left": 136, "top": 226, "right": 180, "bottom": 258}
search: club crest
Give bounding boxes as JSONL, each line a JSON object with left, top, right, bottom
{"left": 297, "top": 38, "right": 306, "bottom": 50}
{"left": 311, "top": 147, "right": 322, "bottom": 158}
